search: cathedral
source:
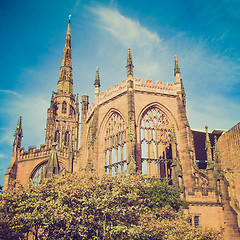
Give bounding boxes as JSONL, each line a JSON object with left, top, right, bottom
{"left": 4, "top": 19, "right": 240, "bottom": 239}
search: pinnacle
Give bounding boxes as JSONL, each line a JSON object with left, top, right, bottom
{"left": 174, "top": 55, "right": 180, "bottom": 76}
{"left": 95, "top": 67, "right": 100, "bottom": 87}
{"left": 14, "top": 116, "right": 23, "bottom": 138}
{"left": 126, "top": 48, "right": 134, "bottom": 77}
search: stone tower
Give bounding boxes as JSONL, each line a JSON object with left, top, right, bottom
{"left": 45, "top": 18, "right": 80, "bottom": 152}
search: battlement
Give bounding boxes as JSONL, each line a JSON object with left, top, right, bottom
{"left": 19, "top": 144, "right": 71, "bottom": 161}
{"left": 134, "top": 78, "right": 180, "bottom": 94}
{"left": 98, "top": 80, "right": 128, "bottom": 103}
{"left": 86, "top": 78, "right": 180, "bottom": 121}
{"left": 187, "top": 188, "right": 220, "bottom": 204}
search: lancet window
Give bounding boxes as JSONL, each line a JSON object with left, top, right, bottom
{"left": 31, "top": 162, "right": 67, "bottom": 186}
{"left": 140, "top": 107, "right": 172, "bottom": 179}
{"left": 54, "top": 130, "right": 60, "bottom": 143}
{"left": 70, "top": 105, "right": 75, "bottom": 116}
{"left": 62, "top": 101, "right": 67, "bottom": 114}
{"left": 105, "top": 112, "right": 127, "bottom": 175}
{"left": 64, "top": 131, "right": 70, "bottom": 146}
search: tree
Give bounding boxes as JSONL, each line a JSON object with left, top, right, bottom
{"left": 0, "top": 174, "right": 222, "bottom": 239}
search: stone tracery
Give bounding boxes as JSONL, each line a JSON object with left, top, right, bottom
{"left": 140, "top": 106, "right": 172, "bottom": 179}
{"left": 31, "top": 161, "right": 67, "bottom": 186}
{"left": 104, "top": 112, "right": 127, "bottom": 175}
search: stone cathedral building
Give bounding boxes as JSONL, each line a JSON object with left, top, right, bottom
{"left": 4, "top": 19, "right": 240, "bottom": 239}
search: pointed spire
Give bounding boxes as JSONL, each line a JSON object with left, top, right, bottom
{"left": 13, "top": 116, "right": 23, "bottom": 148}
{"left": 205, "top": 125, "right": 211, "bottom": 150}
{"left": 57, "top": 16, "right": 73, "bottom": 94}
{"left": 94, "top": 67, "right": 100, "bottom": 87}
{"left": 126, "top": 48, "right": 134, "bottom": 77}
{"left": 174, "top": 55, "right": 180, "bottom": 76}
{"left": 14, "top": 116, "right": 23, "bottom": 138}
{"left": 94, "top": 67, "right": 101, "bottom": 96}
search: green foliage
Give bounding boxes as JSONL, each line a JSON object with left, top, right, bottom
{"left": 142, "top": 179, "right": 182, "bottom": 211}
{"left": 0, "top": 174, "right": 222, "bottom": 239}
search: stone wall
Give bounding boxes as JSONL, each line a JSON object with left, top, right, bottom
{"left": 218, "top": 122, "right": 240, "bottom": 228}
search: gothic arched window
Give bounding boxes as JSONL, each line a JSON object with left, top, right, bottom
{"left": 105, "top": 112, "right": 127, "bottom": 175}
{"left": 62, "top": 101, "right": 67, "bottom": 114}
{"left": 54, "top": 130, "right": 60, "bottom": 143}
{"left": 70, "top": 105, "right": 75, "bottom": 116}
{"left": 31, "top": 162, "right": 67, "bottom": 186}
{"left": 64, "top": 131, "right": 70, "bottom": 146}
{"left": 140, "top": 107, "right": 172, "bottom": 179}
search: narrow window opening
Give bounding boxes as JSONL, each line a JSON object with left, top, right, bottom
{"left": 64, "top": 131, "right": 70, "bottom": 146}
{"left": 194, "top": 216, "right": 200, "bottom": 227}
{"left": 62, "top": 101, "right": 67, "bottom": 114}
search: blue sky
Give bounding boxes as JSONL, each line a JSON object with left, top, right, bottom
{"left": 0, "top": 0, "right": 240, "bottom": 186}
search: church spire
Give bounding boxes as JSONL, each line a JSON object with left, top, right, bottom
{"left": 174, "top": 55, "right": 181, "bottom": 83}
{"left": 126, "top": 48, "right": 134, "bottom": 78}
{"left": 57, "top": 16, "right": 73, "bottom": 94}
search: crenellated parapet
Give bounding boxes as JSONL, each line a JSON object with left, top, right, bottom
{"left": 134, "top": 78, "right": 181, "bottom": 94}
{"left": 86, "top": 78, "right": 181, "bottom": 122}
{"left": 18, "top": 144, "right": 74, "bottom": 161}
{"left": 187, "top": 189, "right": 221, "bottom": 204}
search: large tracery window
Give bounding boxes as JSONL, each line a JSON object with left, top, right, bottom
{"left": 105, "top": 112, "right": 127, "bottom": 175}
{"left": 140, "top": 107, "right": 172, "bottom": 180}
{"left": 31, "top": 162, "right": 67, "bottom": 186}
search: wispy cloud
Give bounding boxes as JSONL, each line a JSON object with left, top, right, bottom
{"left": 88, "top": 5, "right": 171, "bottom": 81}
{"left": 88, "top": 5, "right": 240, "bottom": 130}
{"left": 0, "top": 89, "right": 22, "bottom": 98}
{"left": 91, "top": 6, "right": 161, "bottom": 48}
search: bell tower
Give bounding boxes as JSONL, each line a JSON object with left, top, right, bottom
{"left": 45, "top": 16, "right": 80, "bottom": 151}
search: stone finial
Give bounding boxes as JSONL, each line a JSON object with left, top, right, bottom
{"left": 14, "top": 116, "right": 23, "bottom": 138}
{"left": 126, "top": 48, "right": 134, "bottom": 77}
{"left": 174, "top": 55, "right": 181, "bottom": 76}
{"left": 205, "top": 125, "right": 211, "bottom": 150}
{"left": 94, "top": 67, "right": 100, "bottom": 87}
{"left": 13, "top": 116, "right": 23, "bottom": 148}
